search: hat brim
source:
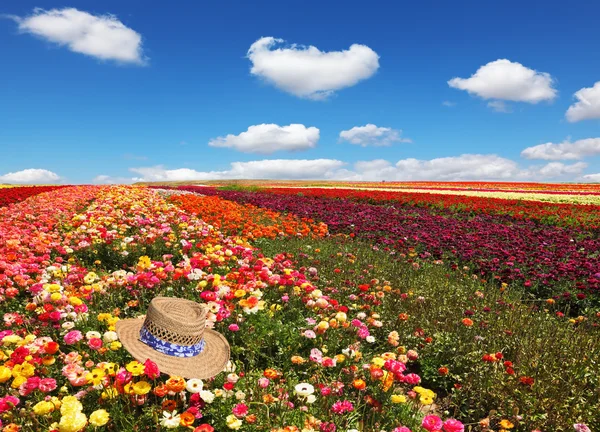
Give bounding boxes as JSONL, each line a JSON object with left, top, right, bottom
{"left": 116, "top": 317, "right": 230, "bottom": 380}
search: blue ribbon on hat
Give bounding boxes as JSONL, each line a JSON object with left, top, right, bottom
{"left": 139, "top": 325, "right": 205, "bottom": 358}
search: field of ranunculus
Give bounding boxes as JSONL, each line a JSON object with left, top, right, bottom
{"left": 0, "top": 184, "right": 598, "bottom": 432}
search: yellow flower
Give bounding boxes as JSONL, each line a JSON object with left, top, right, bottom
{"left": 109, "top": 341, "right": 122, "bottom": 351}
{"left": 133, "top": 381, "right": 152, "bottom": 395}
{"left": 60, "top": 396, "right": 83, "bottom": 416}
{"left": 420, "top": 396, "right": 434, "bottom": 405}
{"left": 12, "top": 361, "right": 35, "bottom": 378}
{"left": 86, "top": 368, "right": 105, "bottom": 386}
{"left": 499, "top": 419, "right": 514, "bottom": 429}
{"left": 58, "top": 411, "right": 87, "bottom": 432}
{"left": 226, "top": 414, "right": 243, "bottom": 430}
{"left": 391, "top": 394, "right": 407, "bottom": 403}
{"left": 126, "top": 361, "right": 145, "bottom": 376}
{"left": 234, "top": 289, "right": 246, "bottom": 298}
{"left": 11, "top": 375, "right": 27, "bottom": 389}
{"left": 33, "top": 400, "right": 56, "bottom": 415}
{"left": 50, "top": 292, "right": 63, "bottom": 302}
{"left": 101, "top": 387, "right": 118, "bottom": 400}
{"left": 0, "top": 366, "right": 12, "bottom": 383}
{"left": 371, "top": 357, "right": 385, "bottom": 367}
{"left": 89, "top": 409, "right": 110, "bottom": 427}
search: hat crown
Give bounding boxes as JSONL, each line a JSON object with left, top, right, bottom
{"left": 143, "top": 297, "right": 206, "bottom": 346}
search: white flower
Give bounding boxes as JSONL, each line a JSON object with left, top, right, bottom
{"left": 294, "top": 383, "right": 315, "bottom": 397}
{"left": 224, "top": 360, "right": 236, "bottom": 372}
{"left": 185, "top": 378, "right": 203, "bottom": 393}
{"left": 306, "top": 394, "right": 317, "bottom": 404}
{"left": 102, "top": 331, "right": 118, "bottom": 343}
{"left": 235, "top": 390, "right": 246, "bottom": 400}
{"left": 85, "top": 331, "right": 102, "bottom": 340}
{"left": 227, "top": 373, "right": 239, "bottom": 384}
{"left": 160, "top": 411, "right": 181, "bottom": 428}
{"left": 366, "top": 336, "right": 376, "bottom": 343}
{"left": 199, "top": 390, "right": 215, "bottom": 403}
{"left": 61, "top": 322, "right": 75, "bottom": 330}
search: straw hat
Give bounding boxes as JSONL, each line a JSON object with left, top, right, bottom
{"left": 116, "top": 297, "right": 230, "bottom": 379}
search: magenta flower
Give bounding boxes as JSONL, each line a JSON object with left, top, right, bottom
{"left": 64, "top": 330, "right": 83, "bottom": 345}
{"left": 443, "top": 418, "right": 465, "bottom": 432}
{"left": 422, "top": 415, "right": 443, "bottom": 432}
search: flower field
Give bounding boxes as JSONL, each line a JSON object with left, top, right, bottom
{"left": 0, "top": 186, "right": 66, "bottom": 208}
{"left": 0, "top": 185, "right": 598, "bottom": 432}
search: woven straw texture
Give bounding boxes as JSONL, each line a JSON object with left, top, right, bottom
{"left": 116, "top": 297, "right": 230, "bottom": 379}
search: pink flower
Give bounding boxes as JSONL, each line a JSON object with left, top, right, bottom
{"left": 331, "top": 399, "right": 354, "bottom": 414}
{"left": 144, "top": 359, "right": 160, "bottom": 379}
{"left": 258, "top": 377, "right": 270, "bottom": 388}
{"left": 87, "top": 338, "right": 103, "bottom": 350}
{"left": 422, "top": 415, "right": 443, "bottom": 432}
{"left": 64, "top": 330, "right": 83, "bottom": 345}
{"left": 303, "top": 330, "right": 316, "bottom": 339}
{"left": 232, "top": 403, "right": 248, "bottom": 417}
{"left": 402, "top": 373, "right": 421, "bottom": 385}
{"left": 228, "top": 324, "right": 240, "bottom": 332}
{"left": 392, "top": 428, "right": 412, "bottom": 432}
{"left": 38, "top": 378, "right": 57, "bottom": 393}
{"left": 442, "top": 419, "right": 464, "bottom": 432}
{"left": 574, "top": 425, "right": 591, "bottom": 432}
{"left": 19, "top": 377, "right": 40, "bottom": 396}
{"left": 116, "top": 368, "right": 133, "bottom": 385}
{"left": 0, "top": 396, "right": 20, "bottom": 413}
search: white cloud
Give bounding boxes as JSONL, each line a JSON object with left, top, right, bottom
{"left": 442, "top": 101, "right": 456, "bottom": 107}
{"left": 208, "top": 124, "right": 319, "bottom": 153}
{"left": 0, "top": 168, "right": 60, "bottom": 184}
{"left": 92, "top": 175, "right": 136, "bottom": 184}
{"left": 565, "top": 81, "right": 600, "bottom": 122}
{"left": 448, "top": 59, "right": 556, "bottom": 103}
{"left": 247, "top": 37, "right": 379, "bottom": 100}
{"left": 335, "top": 155, "right": 586, "bottom": 181}
{"left": 487, "top": 100, "right": 511, "bottom": 113}
{"left": 582, "top": 173, "right": 600, "bottom": 182}
{"left": 127, "top": 159, "right": 346, "bottom": 182}
{"left": 12, "top": 8, "right": 145, "bottom": 64}
{"left": 339, "top": 124, "right": 411, "bottom": 147}
{"left": 521, "top": 138, "right": 600, "bottom": 160}
{"left": 537, "top": 162, "right": 587, "bottom": 178}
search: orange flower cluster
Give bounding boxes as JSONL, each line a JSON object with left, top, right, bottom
{"left": 169, "top": 193, "right": 328, "bottom": 240}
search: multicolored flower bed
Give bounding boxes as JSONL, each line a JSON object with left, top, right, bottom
{"left": 175, "top": 186, "right": 600, "bottom": 304}
{"left": 0, "top": 186, "right": 470, "bottom": 432}
{"left": 0, "top": 186, "right": 67, "bottom": 208}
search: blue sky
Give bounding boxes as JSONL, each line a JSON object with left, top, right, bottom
{"left": 1, "top": 0, "right": 600, "bottom": 183}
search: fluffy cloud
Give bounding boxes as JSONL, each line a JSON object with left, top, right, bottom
{"left": 247, "top": 37, "right": 379, "bottom": 100}
{"left": 208, "top": 124, "right": 320, "bottom": 154}
{"left": 0, "top": 168, "right": 60, "bottom": 183}
{"left": 124, "top": 159, "right": 346, "bottom": 182}
{"left": 582, "top": 173, "right": 600, "bottom": 182}
{"left": 521, "top": 138, "right": 600, "bottom": 160}
{"left": 100, "top": 154, "right": 594, "bottom": 184}
{"left": 448, "top": 59, "right": 556, "bottom": 103}
{"left": 565, "top": 81, "right": 600, "bottom": 122}
{"left": 339, "top": 124, "right": 411, "bottom": 147}
{"left": 536, "top": 162, "right": 587, "bottom": 178}
{"left": 11, "top": 8, "right": 145, "bottom": 64}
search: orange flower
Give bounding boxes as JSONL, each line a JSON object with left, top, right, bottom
{"left": 263, "top": 368, "right": 281, "bottom": 380}
{"left": 398, "top": 313, "right": 409, "bottom": 321}
{"left": 2, "top": 424, "right": 20, "bottom": 432}
{"left": 161, "top": 399, "right": 178, "bottom": 411}
{"left": 438, "top": 367, "right": 449, "bottom": 376}
{"left": 352, "top": 379, "right": 366, "bottom": 390}
{"left": 165, "top": 376, "right": 186, "bottom": 393}
{"left": 153, "top": 384, "right": 169, "bottom": 397}
{"left": 461, "top": 318, "right": 474, "bottom": 327}
{"left": 180, "top": 411, "right": 195, "bottom": 427}
{"left": 263, "top": 394, "right": 277, "bottom": 404}
{"left": 291, "top": 356, "right": 305, "bottom": 365}
{"left": 246, "top": 414, "right": 257, "bottom": 424}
